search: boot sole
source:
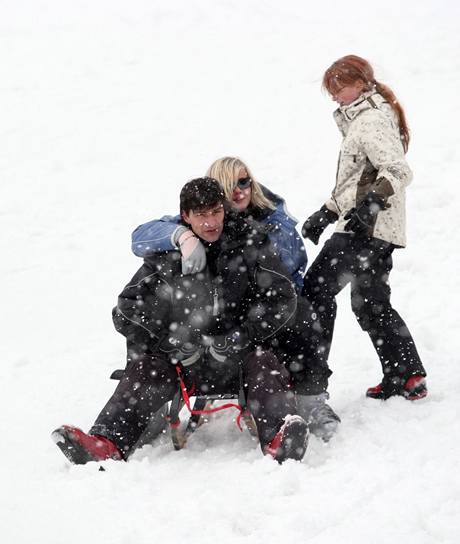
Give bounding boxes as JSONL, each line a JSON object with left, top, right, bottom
{"left": 366, "top": 384, "right": 428, "bottom": 401}
{"left": 404, "top": 385, "right": 428, "bottom": 401}
{"left": 366, "top": 390, "right": 385, "bottom": 400}
{"left": 52, "top": 426, "right": 99, "bottom": 465}
{"left": 275, "top": 420, "right": 309, "bottom": 464}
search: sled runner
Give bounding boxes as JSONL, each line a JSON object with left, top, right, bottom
{"left": 110, "top": 365, "right": 258, "bottom": 451}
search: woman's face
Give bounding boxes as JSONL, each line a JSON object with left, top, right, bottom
{"left": 332, "top": 80, "right": 365, "bottom": 106}
{"left": 231, "top": 168, "right": 252, "bottom": 212}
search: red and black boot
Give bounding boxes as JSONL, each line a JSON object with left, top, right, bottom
{"left": 52, "top": 425, "right": 123, "bottom": 465}
{"left": 264, "top": 415, "right": 309, "bottom": 464}
{"left": 366, "top": 375, "right": 428, "bottom": 401}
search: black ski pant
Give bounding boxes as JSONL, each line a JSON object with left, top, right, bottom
{"left": 90, "top": 349, "right": 296, "bottom": 456}
{"left": 276, "top": 296, "right": 332, "bottom": 396}
{"left": 302, "top": 233, "right": 426, "bottom": 393}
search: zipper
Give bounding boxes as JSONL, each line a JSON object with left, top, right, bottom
{"left": 212, "top": 286, "right": 219, "bottom": 316}
{"left": 331, "top": 151, "right": 343, "bottom": 214}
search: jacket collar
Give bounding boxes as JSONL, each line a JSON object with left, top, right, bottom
{"left": 333, "top": 90, "right": 386, "bottom": 134}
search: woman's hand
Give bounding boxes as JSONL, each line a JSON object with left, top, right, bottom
{"left": 344, "top": 192, "right": 385, "bottom": 234}
{"left": 174, "top": 227, "right": 207, "bottom": 274}
{"left": 301, "top": 205, "right": 338, "bottom": 244}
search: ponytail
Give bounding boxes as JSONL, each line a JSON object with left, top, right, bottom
{"left": 374, "top": 81, "right": 410, "bottom": 152}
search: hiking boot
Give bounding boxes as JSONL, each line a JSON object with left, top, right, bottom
{"left": 366, "top": 375, "right": 428, "bottom": 401}
{"left": 403, "top": 375, "right": 428, "bottom": 400}
{"left": 51, "top": 425, "right": 123, "bottom": 465}
{"left": 264, "top": 415, "right": 309, "bottom": 464}
{"left": 296, "top": 393, "right": 340, "bottom": 442}
{"left": 366, "top": 383, "right": 384, "bottom": 399}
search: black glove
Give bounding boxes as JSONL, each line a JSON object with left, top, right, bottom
{"left": 301, "top": 205, "right": 338, "bottom": 245}
{"left": 159, "top": 335, "right": 203, "bottom": 366}
{"left": 344, "top": 192, "right": 386, "bottom": 235}
{"left": 204, "top": 330, "right": 249, "bottom": 363}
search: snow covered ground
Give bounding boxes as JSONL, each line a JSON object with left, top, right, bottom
{"left": 2, "top": 1, "right": 460, "bottom": 542}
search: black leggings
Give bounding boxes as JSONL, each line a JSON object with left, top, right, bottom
{"left": 90, "top": 350, "right": 296, "bottom": 455}
{"left": 302, "top": 233, "right": 426, "bottom": 392}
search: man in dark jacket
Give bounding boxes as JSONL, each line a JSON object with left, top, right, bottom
{"left": 52, "top": 178, "right": 309, "bottom": 464}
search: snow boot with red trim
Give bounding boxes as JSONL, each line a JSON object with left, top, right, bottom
{"left": 264, "top": 415, "right": 309, "bottom": 464}
{"left": 51, "top": 425, "right": 123, "bottom": 465}
{"left": 366, "top": 375, "right": 428, "bottom": 401}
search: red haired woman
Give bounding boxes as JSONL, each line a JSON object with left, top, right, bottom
{"left": 301, "top": 55, "right": 427, "bottom": 400}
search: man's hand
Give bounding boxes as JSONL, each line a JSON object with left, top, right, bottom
{"left": 344, "top": 192, "right": 386, "bottom": 235}
{"left": 301, "top": 205, "right": 338, "bottom": 245}
{"left": 174, "top": 226, "right": 207, "bottom": 274}
{"left": 159, "top": 335, "right": 203, "bottom": 366}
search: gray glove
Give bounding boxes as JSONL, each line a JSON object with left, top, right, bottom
{"left": 173, "top": 226, "right": 207, "bottom": 275}
{"left": 203, "top": 330, "right": 249, "bottom": 363}
{"left": 172, "top": 346, "right": 202, "bottom": 366}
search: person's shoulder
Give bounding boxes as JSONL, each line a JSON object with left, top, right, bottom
{"left": 267, "top": 203, "right": 298, "bottom": 228}
{"left": 354, "top": 93, "right": 392, "bottom": 122}
{"left": 246, "top": 218, "right": 273, "bottom": 247}
{"left": 260, "top": 183, "right": 282, "bottom": 206}
{"left": 355, "top": 106, "right": 396, "bottom": 141}
{"left": 143, "top": 251, "right": 182, "bottom": 278}
{"left": 260, "top": 184, "right": 298, "bottom": 226}
{"left": 223, "top": 211, "right": 271, "bottom": 249}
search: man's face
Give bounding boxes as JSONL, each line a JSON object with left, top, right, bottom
{"left": 182, "top": 203, "right": 225, "bottom": 243}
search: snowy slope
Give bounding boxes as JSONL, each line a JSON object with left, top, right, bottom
{"left": 2, "top": 1, "right": 460, "bottom": 543}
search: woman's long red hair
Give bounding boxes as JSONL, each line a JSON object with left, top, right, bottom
{"left": 322, "top": 55, "right": 410, "bottom": 152}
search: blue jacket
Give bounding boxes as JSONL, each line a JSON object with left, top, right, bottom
{"left": 131, "top": 185, "right": 307, "bottom": 291}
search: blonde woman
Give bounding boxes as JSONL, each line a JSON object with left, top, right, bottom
{"left": 132, "top": 157, "right": 307, "bottom": 291}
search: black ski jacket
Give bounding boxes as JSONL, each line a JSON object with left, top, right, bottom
{"left": 112, "top": 214, "right": 297, "bottom": 356}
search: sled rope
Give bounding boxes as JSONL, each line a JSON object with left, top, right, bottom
{"left": 175, "top": 366, "right": 243, "bottom": 431}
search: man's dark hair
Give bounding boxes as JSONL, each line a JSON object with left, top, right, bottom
{"left": 180, "top": 177, "right": 226, "bottom": 214}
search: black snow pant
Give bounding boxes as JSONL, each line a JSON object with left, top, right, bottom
{"left": 275, "top": 296, "right": 333, "bottom": 396}
{"left": 90, "top": 349, "right": 296, "bottom": 457}
{"left": 302, "top": 233, "right": 426, "bottom": 395}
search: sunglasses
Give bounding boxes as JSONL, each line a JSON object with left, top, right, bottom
{"left": 236, "top": 177, "right": 252, "bottom": 190}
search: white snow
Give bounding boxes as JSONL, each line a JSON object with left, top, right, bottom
{"left": 2, "top": 1, "right": 460, "bottom": 543}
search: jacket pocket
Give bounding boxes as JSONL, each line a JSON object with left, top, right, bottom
{"left": 338, "top": 152, "right": 361, "bottom": 180}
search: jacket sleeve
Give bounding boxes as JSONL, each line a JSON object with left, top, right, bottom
{"left": 268, "top": 226, "right": 307, "bottom": 292}
{"left": 358, "top": 111, "right": 413, "bottom": 195}
{"left": 112, "top": 263, "right": 172, "bottom": 350}
{"left": 131, "top": 214, "right": 182, "bottom": 258}
{"left": 324, "top": 198, "right": 340, "bottom": 216}
{"left": 243, "top": 240, "right": 298, "bottom": 344}
{"left": 264, "top": 203, "right": 307, "bottom": 292}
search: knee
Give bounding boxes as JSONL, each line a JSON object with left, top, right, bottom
{"left": 245, "top": 349, "right": 277, "bottom": 378}
{"left": 351, "top": 297, "right": 372, "bottom": 331}
{"left": 124, "top": 353, "right": 176, "bottom": 386}
{"left": 351, "top": 296, "right": 391, "bottom": 331}
{"left": 244, "top": 350, "right": 291, "bottom": 387}
{"left": 290, "top": 358, "right": 332, "bottom": 395}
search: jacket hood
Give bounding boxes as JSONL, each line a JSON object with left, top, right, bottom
{"left": 260, "top": 184, "right": 299, "bottom": 225}
{"left": 261, "top": 184, "right": 283, "bottom": 207}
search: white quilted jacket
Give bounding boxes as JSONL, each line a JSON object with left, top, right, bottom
{"left": 325, "top": 91, "right": 412, "bottom": 247}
